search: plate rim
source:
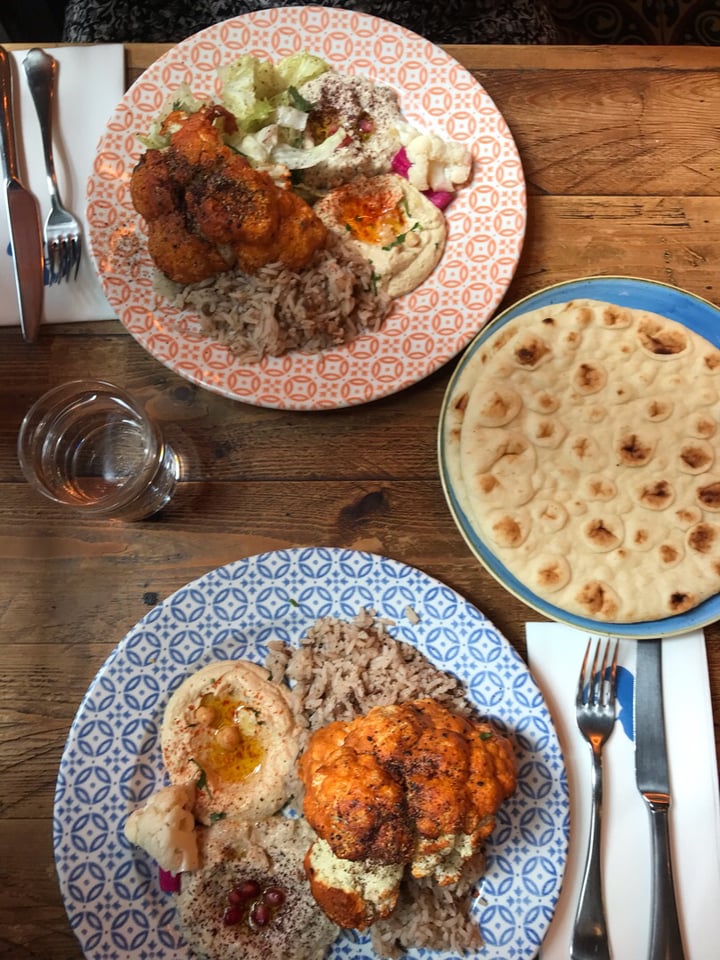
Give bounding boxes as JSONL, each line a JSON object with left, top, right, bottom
{"left": 438, "top": 274, "right": 720, "bottom": 639}
{"left": 86, "top": 6, "right": 526, "bottom": 411}
{"left": 52, "top": 545, "right": 568, "bottom": 960}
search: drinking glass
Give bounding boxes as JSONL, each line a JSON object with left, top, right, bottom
{"left": 17, "top": 379, "right": 179, "bottom": 520}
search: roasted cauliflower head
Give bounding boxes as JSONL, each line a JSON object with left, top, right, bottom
{"left": 130, "top": 104, "right": 327, "bottom": 286}
{"left": 298, "top": 698, "right": 516, "bottom": 929}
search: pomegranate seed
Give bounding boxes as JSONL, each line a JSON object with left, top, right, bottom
{"left": 250, "top": 901, "right": 270, "bottom": 927}
{"left": 223, "top": 905, "right": 242, "bottom": 926}
{"left": 263, "top": 886, "right": 285, "bottom": 907}
{"left": 229, "top": 879, "right": 261, "bottom": 904}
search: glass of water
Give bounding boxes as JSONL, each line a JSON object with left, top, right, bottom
{"left": 17, "top": 379, "right": 179, "bottom": 521}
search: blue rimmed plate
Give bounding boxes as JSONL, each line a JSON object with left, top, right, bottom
{"left": 439, "top": 275, "right": 720, "bottom": 639}
{"left": 53, "top": 547, "right": 568, "bottom": 960}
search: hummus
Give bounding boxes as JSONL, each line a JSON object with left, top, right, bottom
{"left": 161, "top": 660, "right": 299, "bottom": 824}
{"left": 176, "top": 816, "right": 338, "bottom": 960}
{"left": 299, "top": 72, "right": 404, "bottom": 190}
{"left": 315, "top": 173, "right": 447, "bottom": 298}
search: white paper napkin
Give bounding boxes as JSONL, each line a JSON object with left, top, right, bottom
{"left": 527, "top": 623, "right": 720, "bottom": 960}
{"left": 0, "top": 45, "right": 125, "bottom": 326}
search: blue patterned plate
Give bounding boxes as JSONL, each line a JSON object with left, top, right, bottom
{"left": 53, "top": 547, "right": 568, "bottom": 959}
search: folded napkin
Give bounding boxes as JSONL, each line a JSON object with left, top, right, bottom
{"left": 0, "top": 45, "right": 125, "bottom": 326}
{"left": 527, "top": 623, "right": 720, "bottom": 960}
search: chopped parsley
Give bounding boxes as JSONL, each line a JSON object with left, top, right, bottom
{"left": 381, "top": 222, "right": 422, "bottom": 251}
{"left": 209, "top": 811, "right": 227, "bottom": 823}
{"left": 288, "top": 85, "right": 313, "bottom": 112}
{"left": 191, "top": 758, "right": 212, "bottom": 797}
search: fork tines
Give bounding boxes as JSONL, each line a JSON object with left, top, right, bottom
{"left": 47, "top": 233, "right": 82, "bottom": 285}
{"left": 577, "top": 637, "right": 619, "bottom": 707}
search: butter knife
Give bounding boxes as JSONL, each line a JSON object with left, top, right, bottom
{"left": 634, "top": 639, "right": 687, "bottom": 960}
{"left": 0, "top": 45, "right": 43, "bottom": 342}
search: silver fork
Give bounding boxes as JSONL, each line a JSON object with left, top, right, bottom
{"left": 22, "top": 48, "right": 82, "bottom": 284}
{"left": 571, "top": 637, "right": 619, "bottom": 960}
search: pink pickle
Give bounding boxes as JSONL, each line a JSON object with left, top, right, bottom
{"left": 158, "top": 866, "right": 181, "bottom": 893}
{"left": 390, "top": 148, "right": 455, "bottom": 210}
{"left": 422, "top": 189, "right": 454, "bottom": 210}
{"left": 390, "top": 146, "right": 411, "bottom": 177}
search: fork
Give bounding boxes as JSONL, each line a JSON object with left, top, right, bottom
{"left": 22, "top": 48, "right": 82, "bottom": 284}
{"left": 570, "top": 637, "right": 619, "bottom": 960}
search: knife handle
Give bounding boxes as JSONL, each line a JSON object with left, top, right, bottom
{"left": 0, "top": 46, "right": 20, "bottom": 181}
{"left": 645, "top": 794, "right": 686, "bottom": 960}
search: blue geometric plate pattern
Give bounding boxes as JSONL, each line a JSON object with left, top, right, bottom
{"left": 54, "top": 547, "right": 568, "bottom": 960}
{"left": 439, "top": 275, "right": 720, "bottom": 639}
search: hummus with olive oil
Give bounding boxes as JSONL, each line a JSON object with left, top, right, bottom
{"left": 161, "top": 660, "right": 299, "bottom": 824}
{"left": 315, "top": 173, "right": 447, "bottom": 297}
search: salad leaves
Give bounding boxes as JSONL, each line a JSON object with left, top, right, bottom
{"left": 137, "top": 82, "right": 205, "bottom": 149}
{"left": 218, "top": 51, "right": 329, "bottom": 133}
{"left": 138, "top": 51, "right": 333, "bottom": 170}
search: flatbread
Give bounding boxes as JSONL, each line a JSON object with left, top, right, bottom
{"left": 443, "top": 298, "right": 720, "bottom": 622}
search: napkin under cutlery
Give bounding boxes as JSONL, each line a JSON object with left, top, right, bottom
{"left": 0, "top": 45, "right": 124, "bottom": 326}
{"left": 527, "top": 623, "right": 720, "bottom": 960}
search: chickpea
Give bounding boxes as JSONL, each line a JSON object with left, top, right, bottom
{"left": 216, "top": 724, "right": 241, "bottom": 750}
{"left": 195, "top": 705, "right": 216, "bottom": 727}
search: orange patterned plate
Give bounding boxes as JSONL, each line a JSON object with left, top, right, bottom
{"left": 88, "top": 6, "right": 526, "bottom": 409}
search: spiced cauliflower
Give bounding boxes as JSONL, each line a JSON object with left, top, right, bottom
{"left": 298, "top": 698, "right": 516, "bottom": 929}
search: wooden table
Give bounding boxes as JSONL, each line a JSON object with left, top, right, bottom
{"left": 1, "top": 42, "right": 718, "bottom": 958}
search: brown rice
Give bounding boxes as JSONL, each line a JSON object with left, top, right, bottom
{"left": 156, "top": 233, "right": 392, "bottom": 362}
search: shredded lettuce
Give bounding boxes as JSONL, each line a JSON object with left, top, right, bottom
{"left": 237, "top": 131, "right": 274, "bottom": 164}
{"left": 270, "top": 128, "right": 347, "bottom": 170}
{"left": 240, "top": 126, "right": 347, "bottom": 171}
{"left": 217, "top": 56, "right": 279, "bottom": 133}
{"left": 139, "top": 52, "right": 335, "bottom": 171}
{"left": 275, "top": 104, "right": 308, "bottom": 132}
{"left": 217, "top": 50, "right": 329, "bottom": 135}
{"left": 276, "top": 51, "right": 328, "bottom": 90}
{"left": 137, "top": 83, "right": 205, "bottom": 149}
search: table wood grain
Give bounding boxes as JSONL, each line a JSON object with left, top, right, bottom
{"left": 1, "top": 43, "right": 718, "bottom": 958}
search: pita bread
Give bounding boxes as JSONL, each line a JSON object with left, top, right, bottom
{"left": 442, "top": 298, "right": 720, "bottom": 622}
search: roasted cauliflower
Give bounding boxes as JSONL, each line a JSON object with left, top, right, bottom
{"left": 299, "top": 697, "right": 516, "bottom": 929}
{"left": 130, "top": 104, "right": 326, "bottom": 285}
{"left": 124, "top": 782, "right": 199, "bottom": 874}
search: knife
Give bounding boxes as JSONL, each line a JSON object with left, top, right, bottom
{"left": 634, "top": 639, "right": 687, "bottom": 960}
{"left": 0, "top": 45, "right": 43, "bottom": 342}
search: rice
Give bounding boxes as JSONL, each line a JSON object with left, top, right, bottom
{"left": 373, "top": 858, "right": 483, "bottom": 958}
{"left": 156, "top": 233, "right": 392, "bottom": 362}
{"left": 265, "top": 608, "right": 485, "bottom": 959}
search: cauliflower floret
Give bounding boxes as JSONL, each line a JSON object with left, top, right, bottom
{"left": 124, "top": 782, "right": 199, "bottom": 874}
{"left": 400, "top": 125, "right": 472, "bottom": 193}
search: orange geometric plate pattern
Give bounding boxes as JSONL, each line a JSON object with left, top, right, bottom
{"left": 87, "top": 6, "right": 526, "bottom": 409}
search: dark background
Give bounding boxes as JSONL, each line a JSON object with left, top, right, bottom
{"left": 2, "top": 1, "right": 720, "bottom": 44}
{"left": 1, "top": 1, "right": 66, "bottom": 41}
